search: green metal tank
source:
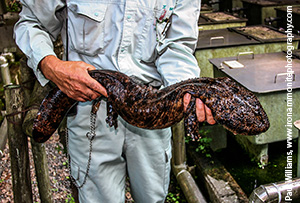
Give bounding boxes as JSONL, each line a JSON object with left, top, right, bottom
{"left": 198, "top": 12, "right": 248, "bottom": 30}
{"left": 219, "top": 0, "right": 244, "bottom": 12}
{"left": 209, "top": 51, "right": 300, "bottom": 165}
{"left": 201, "top": 3, "right": 214, "bottom": 14}
{"left": 195, "top": 25, "right": 300, "bottom": 77}
{"left": 241, "top": 0, "right": 300, "bottom": 25}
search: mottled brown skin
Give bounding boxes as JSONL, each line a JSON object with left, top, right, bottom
{"left": 32, "top": 70, "right": 270, "bottom": 143}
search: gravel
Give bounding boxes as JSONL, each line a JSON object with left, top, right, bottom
{"left": 0, "top": 133, "right": 134, "bottom": 202}
{"left": 0, "top": 134, "right": 72, "bottom": 202}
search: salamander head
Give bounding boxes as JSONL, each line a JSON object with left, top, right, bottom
{"left": 208, "top": 78, "right": 270, "bottom": 135}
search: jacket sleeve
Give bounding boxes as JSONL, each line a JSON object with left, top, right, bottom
{"left": 14, "top": 0, "right": 66, "bottom": 86}
{"left": 155, "top": 0, "right": 200, "bottom": 86}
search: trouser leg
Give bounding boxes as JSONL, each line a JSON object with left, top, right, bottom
{"left": 67, "top": 101, "right": 127, "bottom": 203}
{"left": 122, "top": 119, "right": 172, "bottom": 203}
{"left": 67, "top": 100, "right": 172, "bottom": 203}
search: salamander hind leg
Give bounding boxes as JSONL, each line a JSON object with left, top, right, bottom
{"left": 106, "top": 100, "right": 119, "bottom": 129}
{"left": 184, "top": 97, "right": 201, "bottom": 141}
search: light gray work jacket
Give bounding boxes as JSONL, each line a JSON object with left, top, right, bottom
{"left": 14, "top": 0, "right": 201, "bottom": 87}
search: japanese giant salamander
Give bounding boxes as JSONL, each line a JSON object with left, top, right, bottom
{"left": 32, "top": 70, "right": 270, "bottom": 143}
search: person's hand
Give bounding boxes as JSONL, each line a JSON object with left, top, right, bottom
{"left": 39, "top": 55, "right": 107, "bottom": 102}
{"left": 183, "top": 93, "right": 216, "bottom": 125}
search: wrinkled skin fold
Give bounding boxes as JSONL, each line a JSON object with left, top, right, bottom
{"left": 32, "top": 70, "right": 270, "bottom": 143}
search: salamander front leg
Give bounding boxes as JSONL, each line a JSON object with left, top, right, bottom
{"left": 106, "top": 100, "right": 119, "bottom": 129}
{"left": 184, "top": 97, "right": 201, "bottom": 141}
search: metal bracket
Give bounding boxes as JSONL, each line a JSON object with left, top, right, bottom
{"left": 210, "top": 36, "right": 225, "bottom": 45}
{"left": 237, "top": 51, "right": 254, "bottom": 61}
{"left": 274, "top": 72, "right": 295, "bottom": 83}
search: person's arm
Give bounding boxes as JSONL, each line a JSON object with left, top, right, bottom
{"left": 155, "top": 0, "right": 215, "bottom": 124}
{"left": 39, "top": 55, "right": 107, "bottom": 102}
{"left": 14, "top": 0, "right": 106, "bottom": 101}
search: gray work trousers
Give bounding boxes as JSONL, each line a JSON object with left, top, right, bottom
{"left": 67, "top": 100, "right": 172, "bottom": 203}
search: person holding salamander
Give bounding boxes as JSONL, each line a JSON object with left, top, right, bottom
{"left": 14, "top": 0, "right": 215, "bottom": 202}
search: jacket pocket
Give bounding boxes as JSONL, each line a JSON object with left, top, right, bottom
{"left": 155, "top": 5, "right": 174, "bottom": 43}
{"left": 132, "top": 8, "right": 158, "bottom": 64}
{"left": 67, "top": 2, "right": 107, "bottom": 56}
{"left": 133, "top": 4, "right": 174, "bottom": 64}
